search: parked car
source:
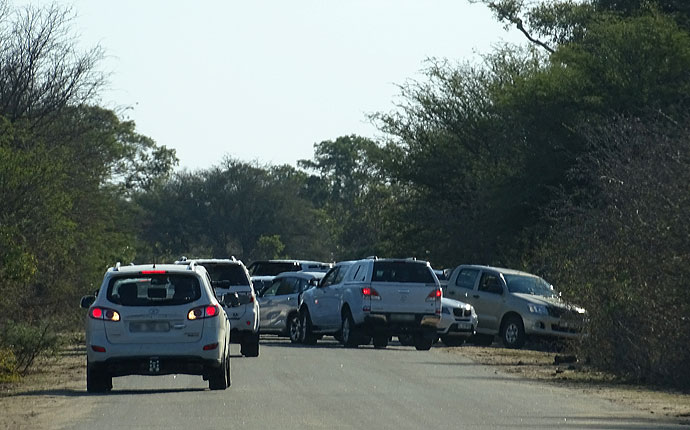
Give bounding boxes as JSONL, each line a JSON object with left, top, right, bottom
{"left": 436, "top": 297, "right": 478, "bottom": 346}
{"left": 176, "top": 257, "right": 260, "bottom": 357}
{"left": 257, "top": 271, "right": 324, "bottom": 342}
{"left": 80, "top": 262, "right": 232, "bottom": 392}
{"left": 298, "top": 258, "right": 442, "bottom": 350}
{"left": 247, "top": 259, "right": 333, "bottom": 276}
{"left": 399, "top": 297, "right": 477, "bottom": 347}
{"left": 444, "top": 265, "right": 586, "bottom": 348}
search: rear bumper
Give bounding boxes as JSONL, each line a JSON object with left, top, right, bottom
{"left": 361, "top": 313, "right": 439, "bottom": 335}
{"left": 86, "top": 331, "right": 225, "bottom": 366}
{"left": 89, "top": 355, "right": 223, "bottom": 377}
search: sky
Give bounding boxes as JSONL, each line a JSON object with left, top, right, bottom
{"left": 27, "top": 1, "right": 524, "bottom": 171}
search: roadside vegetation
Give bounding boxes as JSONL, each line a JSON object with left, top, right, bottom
{"left": 0, "top": 0, "right": 688, "bottom": 390}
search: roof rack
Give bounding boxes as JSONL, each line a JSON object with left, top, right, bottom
{"left": 365, "top": 256, "right": 378, "bottom": 260}
{"left": 114, "top": 262, "right": 121, "bottom": 271}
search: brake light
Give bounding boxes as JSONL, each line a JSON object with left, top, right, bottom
{"left": 426, "top": 289, "right": 442, "bottom": 302}
{"left": 91, "top": 345, "right": 106, "bottom": 353}
{"left": 361, "top": 286, "right": 381, "bottom": 300}
{"left": 89, "top": 307, "right": 121, "bottom": 322}
{"left": 188, "top": 304, "right": 220, "bottom": 320}
{"left": 203, "top": 343, "right": 218, "bottom": 351}
{"left": 141, "top": 270, "right": 166, "bottom": 274}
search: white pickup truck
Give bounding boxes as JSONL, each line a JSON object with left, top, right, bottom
{"left": 298, "top": 258, "right": 442, "bottom": 350}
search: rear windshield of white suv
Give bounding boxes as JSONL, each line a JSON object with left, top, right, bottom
{"left": 372, "top": 262, "right": 435, "bottom": 283}
{"left": 248, "top": 262, "right": 300, "bottom": 276}
{"left": 107, "top": 274, "right": 201, "bottom": 306}
{"left": 200, "top": 263, "right": 250, "bottom": 286}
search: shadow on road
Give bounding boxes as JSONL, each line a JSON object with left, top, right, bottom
{"left": 12, "top": 386, "right": 207, "bottom": 397}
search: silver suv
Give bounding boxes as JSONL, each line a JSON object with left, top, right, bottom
{"left": 445, "top": 265, "right": 586, "bottom": 348}
{"left": 80, "top": 263, "right": 231, "bottom": 392}
{"left": 299, "top": 258, "right": 442, "bottom": 350}
{"left": 176, "top": 258, "right": 260, "bottom": 357}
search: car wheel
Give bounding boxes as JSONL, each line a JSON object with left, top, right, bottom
{"left": 209, "top": 354, "right": 229, "bottom": 390}
{"left": 341, "top": 311, "right": 358, "bottom": 348}
{"left": 372, "top": 335, "right": 388, "bottom": 349}
{"left": 86, "top": 362, "right": 111, "bottom": 393}
{"left": 241, "top": 333, "right": 260, "bottom": 357}
{"left": 288, "top": 313, "right": 301, "bottom": 344}
{"left": 501, "top": 315, "right": 526, "bottom": 349}
{"left": 441, "top": 335, "right": 465, "bottom": 347}
{"left": 300, "top": 310, "right": 318, "bottom": 345}
{"left": 414, "top": 334, "right": 434, "bottom": 351}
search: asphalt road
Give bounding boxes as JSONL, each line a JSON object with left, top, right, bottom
{"left": 61, "top": 337, "right": 685, "bottom": 430}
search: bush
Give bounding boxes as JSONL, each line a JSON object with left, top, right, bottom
{"left": 0, "top": 320, "right": 63, "bottom": 376}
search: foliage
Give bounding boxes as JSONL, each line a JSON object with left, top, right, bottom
{"left": 136, "top": 158, "right": 332, "bottom": 263}
{"left": 528, "top": 115, "right": 690, "bottom": 387}
{"left": 0, "top": 320, "right": 62, "bottom": 376}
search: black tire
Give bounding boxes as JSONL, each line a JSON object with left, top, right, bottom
{"left": 241, "top": 333, "right": 260, "bottom": 357}
{"left": 398, "top": 334, "right": 414, "bottom": 346}
{"left": 86, "top": 362, "right": 111, "bottom": 393}
{"left": 209, "top": 353, "right": 229, "bottom": 390}
{"left": 340, "top": 310, "right": 359, "bottom": 348}
{"left": 441, "top": 335, "right": 465, "bottom": 347}
{"left": 287, "top": 313, "right": 301, "bottom": 344}
{"left": 373, "top": 335, "right": 388, "bottom": 349}
{"left": 501, "top": 315, "right": 526, "bottom": 349}
{"left": 414, "top": 334, "right": 434, "bottom": 351}
{"left": 471, "top": 333, "right": 495, "bottom": 346}
{"left": 300, "top": 310, "right": 318, "bottom": 345}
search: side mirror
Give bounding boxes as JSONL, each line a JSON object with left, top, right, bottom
{"left": 221, "top": 293, "right": 241, "bottom": 308}
{"left": 80, "top": 295, "right": 96, "bottom": 309}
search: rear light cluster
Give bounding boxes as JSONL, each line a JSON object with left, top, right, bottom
{"left": 89, "top": 307, "right": 121, "bottom": 322}
{"left": 188, "top": 304, "right": 220, "bottom": 320}
{"left": 361, "top": 286, "right": 381, "bottom": 312}
{"left": 427, "top": 288, "right": 442, "bottom": 315}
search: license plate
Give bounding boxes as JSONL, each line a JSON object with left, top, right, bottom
{"left": 456, "top": 322, "right": 472, "bottom": 330}
{"left": 390, "top": 314, "right": 415, "bottom": 322}
{"left": 130, "top": 321, "right": 170, "bottom": 333}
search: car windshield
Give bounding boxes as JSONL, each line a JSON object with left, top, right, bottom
{"left": 504, "top": 274, "right": 557, "bottom": 298}
{"left": 107, "top": 274, "right": 201, "bottom": 306}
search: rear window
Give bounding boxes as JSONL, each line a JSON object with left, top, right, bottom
{"left": 107, "top": 274, "right": 201, "bottom": 306}
{"left": 201, "top": 263, "right": 250, "bottom": 287}
{"left": 372, "top": 262, "right": 435, "bottom": 284}
{"left": 248, "top": 262, "right": 300, "bottom": 276}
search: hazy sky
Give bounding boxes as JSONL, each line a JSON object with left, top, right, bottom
{"left": 34, "top": 1, "right": 524, "bottom": 170}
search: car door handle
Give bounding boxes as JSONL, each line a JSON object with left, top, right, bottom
{"left": 173, "top": 323, "right": 186, "bottom": 329}
{"left": 448, "top": 290, "right": 455, "bottom": 295}
{"left": 287, "top": 297, "right": 293, "bottom": 301}
{"left": 473, "top": 294, "right": 480, "bottom": 299}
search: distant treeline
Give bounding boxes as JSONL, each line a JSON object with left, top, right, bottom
{"left": 0, "top": 1, "right": 688, "bottom": 388}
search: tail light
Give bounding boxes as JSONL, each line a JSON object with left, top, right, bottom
{"left": 89, "top": 307, "right": 121, "bottom": 322}
{"left": 188, "top": 304, "right": 220, "bottom": 320}
{"left": 426, "top": 288, "right": 442, "bottom": 302}
{"left": 427, "top": 288, "right": 442, "bottom": 315}
{"left": 362, "top": 286, "right": 380, "bottom": 312}
{"left": 361, "top": 286, "right": 381, "bottom": 300}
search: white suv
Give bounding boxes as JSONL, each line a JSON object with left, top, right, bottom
{"left": 80, "top": 263, "right": 231, "bottom": 392}
{"left": 299, "top": 258, "right": 442, "bottom": 350}
{"left": 176, "top": 258, "right": 260, "bottom": 357}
